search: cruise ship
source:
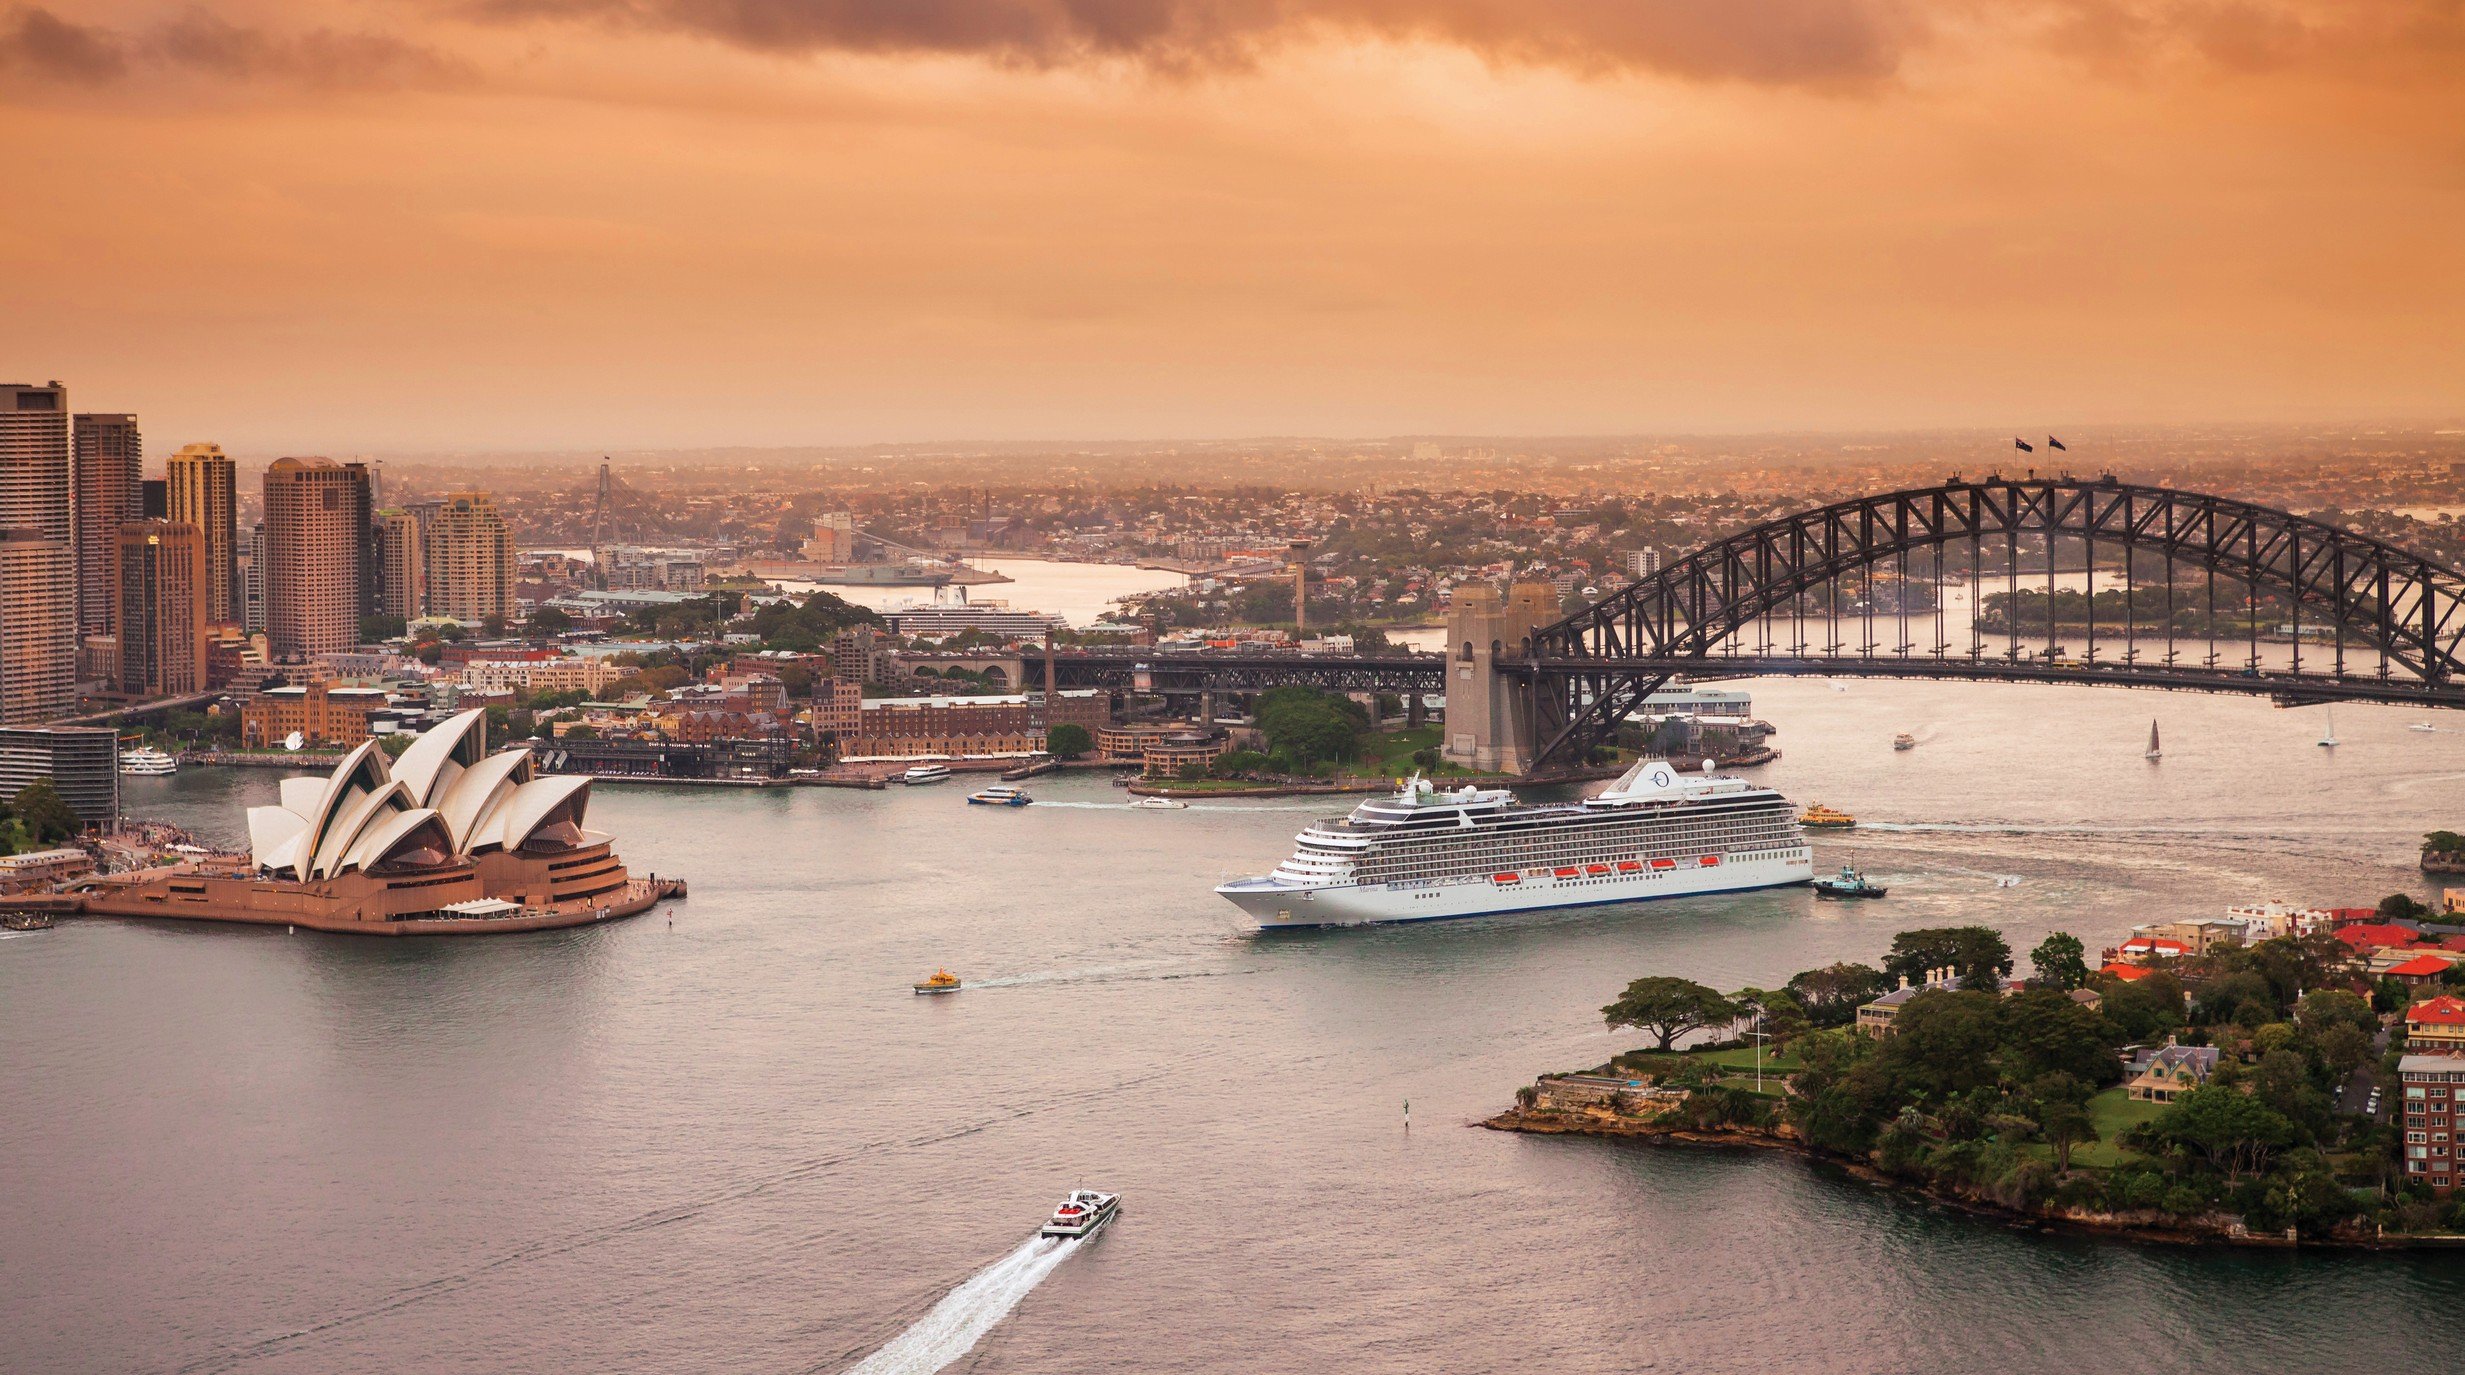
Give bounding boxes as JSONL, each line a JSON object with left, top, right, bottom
{"left": 1216, "top": 760, "right": 1813, "bottom": 929}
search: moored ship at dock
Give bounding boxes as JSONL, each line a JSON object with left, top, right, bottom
{"left": 1216, "top": 761, "right": 1812, "bottom": 929}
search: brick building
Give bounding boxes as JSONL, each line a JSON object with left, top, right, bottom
{"left": 2400, "top": 1055, "right": 2465, "bottom": 1195}
{"left": 847, "top": 690, "right": 1109, "bottom": 760}
{"left": 241, "top": 682, "right": 389, "bottom": 748}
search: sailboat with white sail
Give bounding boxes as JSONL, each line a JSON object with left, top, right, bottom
{"left": 2144, "top": 720, "right": 2161, "bottom": 762}
{"left": 2317, "top": 705, "right": 2339, "bottom": 749}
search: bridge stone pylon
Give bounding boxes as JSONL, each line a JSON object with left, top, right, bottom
{"left": 1442, "top": 580, "right": 1559, "bottom": 774}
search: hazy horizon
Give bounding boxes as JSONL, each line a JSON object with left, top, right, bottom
{"left": 9, "top": 1, "right": 2463, "bottom": 451}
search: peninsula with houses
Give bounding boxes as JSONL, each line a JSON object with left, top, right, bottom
{"left": 1491, "top": 893, "right": 2465, "bottom": 1246}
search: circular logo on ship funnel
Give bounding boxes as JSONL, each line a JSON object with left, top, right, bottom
{"left": 1647, "top": 766, "right": 1674, "bottom": 788}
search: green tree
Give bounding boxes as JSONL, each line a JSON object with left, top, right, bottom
{"left": 1992, "top": 989, "right": 2122, "bottom": 1087}
{"left": 2132, "top": 1084, "right": 2298, "bottom": 1182}
{"left": 2029, "top": 932, "right": 2090, "bottom": 990}
{"left": 1603, "top": 976, "right": 1740, "bottom": 1053}
{"left": 1784, "top": 962, "right": 1888, "bottom": 1028}
{"left": 2293, "top": 989, "right": 2377, "bottom": 1041}
{"left": 1254, "top": 685, "right": 1368, "bottom": 765}
{"left": 1882, "top": 926, "right": 2014, "bottom": 991}
{"left": 2378, "top": 892, "right": 2429, "bottom": 920}
{"left": 1046, "top": 723, "right": 1093, "bottom": 760}
{"left": 10, "top": 778, "right": 81, "bottom": 844}
{"left": 359, "top": 614, "right": 408, "bottom": 642}
{"left": 2037, "top": 1097, "right": 2099, "bottom": 1172}
{"left": 528, "top": 606, "right": 575, "bottom": 639}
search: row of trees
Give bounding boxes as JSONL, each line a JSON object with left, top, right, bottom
{"left": 0, "top": 779, "right": 82, "bottom": 856}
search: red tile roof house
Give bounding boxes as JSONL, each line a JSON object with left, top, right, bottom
{"left": 2336, "top": 924, "right": 2427, "bottom": 955}
{"left": 2407, "top": 995, "right": 2465, "bottom": 1055}
{"left": 2100, "top": 962, "right": 2154, "bottom": 983}
{"left": 2389, "top": 953, "right": 2461, "bottom": 989}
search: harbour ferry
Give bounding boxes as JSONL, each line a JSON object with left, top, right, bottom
{"left": 1215, "top": 760, "right": 1812, "bottom": 929}
{"left": 1892, "top": 732, "right": 1917, "bottom": 752}
{"left": 1797, "top": 803, "right": 1856, "bottom": 829}
{"left": 118, "top": 746, "right": 178, "bottom": 776}
{"left": 901, "top": 763, "right": 953, "bottom": 785}
{"left": 913, "top": 969, "right": 963, "bottom": 995}
{"left": 1040, "top": 1189, "right": 1120, "bottom": 1239}
{"left": 967, "top": 785, "right": 1032, "bottom": 807}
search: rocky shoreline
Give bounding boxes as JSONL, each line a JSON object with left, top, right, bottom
{"left": 1481, "top": 1105, "right": 2465, "bottom": 1251}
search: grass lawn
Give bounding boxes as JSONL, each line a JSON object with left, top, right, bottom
{"left": 1350, "top": 726, "right": 1470, "bottom": 776}
{"left": 2050, "top": 1086, "right": 2165, "bottom": 1169}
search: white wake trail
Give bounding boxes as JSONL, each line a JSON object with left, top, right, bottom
{"left": 841, "top": 1234, "right": 1080, "bottom": 1375}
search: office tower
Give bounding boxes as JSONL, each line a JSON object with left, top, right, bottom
{"left": 421, "top": 492, "right": 515, "bottom": 623}
{"left": 373, "top": 507, "right": 424, "bottom": 620}
{"left": 0, "top": 726, "right": 117, "bottom": 829}
{"left": 71, "top": 413, "right": 141, "bottom": 637}
{"left": 240, "top": 522, "right": 266, "bottom": 633}
{"left": 261, "top": 457, "right": 371, "bottom": 660}
{"left": 140, "top": 479, "right": 168, "bottom": 518}
{"left": 165, "top": 442, "right": 239, "bottom": 623}
{"left": 116, "top": 520, "right": 208, "bottom": 697}
{"left": 0, "top": 528, "right": 76, "bottom": 724}
{"left": 1, "top": 382, "right": 72, "bottom": 544}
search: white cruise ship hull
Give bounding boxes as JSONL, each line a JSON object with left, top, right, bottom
{"left": 1218, "top": 849, "right": 1813, "bottom": 929}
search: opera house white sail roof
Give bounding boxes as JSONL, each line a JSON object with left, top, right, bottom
{"left": 247, "top": 711, "right": 597, "bottom": 880}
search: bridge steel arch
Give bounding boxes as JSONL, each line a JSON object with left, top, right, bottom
{"left": 1517, "top": 477, "right": 2465, "bottom": 767}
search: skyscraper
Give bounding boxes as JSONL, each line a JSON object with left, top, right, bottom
{"left": 421, "top": 492, "right": 515, "bottom": 624}
{"left": 240, "top": 522, "right": 266, "bottom": 634}
{"left": 72, "top": 413, "right": 142, "bottom": 638}
{"left": 1, "top": 382, "right": 72, "bottom": 545}
{"left": 373, "top": 508, "right": 425, "bottom": 621}
{"left": 262, "top": 457, "right": 371, "bottom": 661}
{"left": 165, "top": 442, "right": 239, "bottom": 624}
{"left": 116, "top": 521, "right": 208, "bottom": 697}
{"left": 0, "top": 528, "right": 76, "bottom": 725}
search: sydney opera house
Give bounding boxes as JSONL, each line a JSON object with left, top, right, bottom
{"left": 85, "top": 711, "right": 680, "bottom": 934}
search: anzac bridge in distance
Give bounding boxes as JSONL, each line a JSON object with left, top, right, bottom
{"left": 1015, "top": 476, "right": 2465, "bottom": 772}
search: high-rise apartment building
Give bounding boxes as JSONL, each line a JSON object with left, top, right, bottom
{"left": 72, "top": 413, "right": 142, "bottom": 637}
{"left": 373, "top": 508, "right": 425, "bottom": 620}
{"left": 421, "top": 491, "right": 515, "bottom": 623}
{"left": 240, "top": 522, "right": 266, "bottom": 633}
{"left": 262, "top": 457, "right": 371, "bottom": 661}
{"left": 116, "top": 520, "right": 208, "bottom": 697}
{"left": 1, "top": 383, "right": 72, "bottom": 545}
{"left": 0, "top": 528, "right": 76, "bottom": 725}
{"left": 165, "top": 442, "right": 240, "bottom": 624}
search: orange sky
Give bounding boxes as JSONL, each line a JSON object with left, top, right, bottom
{"left": 4, "top": 1, "right": 2461, "bottom": 451}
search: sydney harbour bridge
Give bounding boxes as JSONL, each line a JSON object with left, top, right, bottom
{"left": 1021, "top": 476, "right": 2465, "bottom": 773}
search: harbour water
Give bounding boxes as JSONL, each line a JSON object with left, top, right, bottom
{"left": 7, "top": 681, "right": 2465, "bottom": 1374}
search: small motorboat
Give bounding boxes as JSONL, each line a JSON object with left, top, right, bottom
{"left": 1812, "top": 862, "right": 1887, "bottom": 899}
{"left": 902, "top": 763, "right": 953, "bottom": 785}
{"left": 1130, "top": 796, "right": 1188, "bottom": 810}
{"left": 967, "top": 785, "right": 1032, "bottom": 807}
{"left": 913, "top": 969, "right": 963, "bottom": 995}
{"left": 1040, "top": 1189, "right": 1120, "bottom": 1239}
{"left": 1798, "top": 803, "right": 1857, "bottom": 829}
{"left": 2411, "top": 722, "right": 2439, "bottom": 733}
{"left": 1892, "top": 732, "right": 1917, "bottom": 752}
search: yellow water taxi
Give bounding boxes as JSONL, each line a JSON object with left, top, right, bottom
{"left": 913, "top": 969, "right": 963, "bottom": 995}
{"left": 1798, "top": 803, "right": 1857, "bottom": 829}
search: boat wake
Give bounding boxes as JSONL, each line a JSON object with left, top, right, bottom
{"left": 839, "top": 1234, "right": 1082, "bottom": 1375}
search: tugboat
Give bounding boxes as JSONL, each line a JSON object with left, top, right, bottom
{"left": 1798, "top": 803, "right": 1857, "bottom": 829}
{"left": 1812, "top": 861, "right": 1887, "bottom": 899}
{"left": 912, "top": 969, "right": 963, "bottom": 995}
{"left": 967, "top": 785, "right": 1033, "bottom": 807}
{"left": 1040, "top": 1189, "right": 1121, "bottom": 1239}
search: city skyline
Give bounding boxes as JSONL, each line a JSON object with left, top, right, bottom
{"left": 5, "top": 2, "right": 2461, "bottom": 450}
